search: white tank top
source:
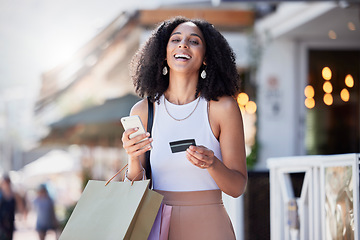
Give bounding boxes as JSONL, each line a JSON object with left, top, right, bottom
{"left": 150, "top": 95, "right": 222, "bottom": 191}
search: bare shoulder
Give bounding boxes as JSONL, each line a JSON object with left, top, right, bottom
{"left": 130, "top": 99, "right": 147, "bottom": 116}
{"left": 130, "top": 99, "right": 149, "bottom": 129}
{"left": 208, "top": 96, "right": 242, "bottom": 139}
{"left": 210, "top": 96, "right": 241, "bottom": 116}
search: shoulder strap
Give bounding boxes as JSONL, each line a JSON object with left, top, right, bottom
{"left": 145, "top": 97, "right": 153, "bottom": 181}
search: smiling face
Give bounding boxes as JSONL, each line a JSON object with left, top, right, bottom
{"left": 166, "top": 22, "right": 206, "bottom": 76}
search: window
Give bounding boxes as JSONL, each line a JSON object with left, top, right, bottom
{"left": 306, "top": 50, "right": 360, "bottom": 155}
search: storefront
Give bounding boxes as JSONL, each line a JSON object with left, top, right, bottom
{"left": 255, "top": 2, "right": 360, "bottom": 169}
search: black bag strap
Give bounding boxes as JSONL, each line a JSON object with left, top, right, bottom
{"left": 145, "top": 97, "right": 153, "bottom": 181}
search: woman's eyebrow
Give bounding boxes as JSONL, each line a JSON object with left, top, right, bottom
{"left": 170, "top": 32, "right": 203, "bottom": 41}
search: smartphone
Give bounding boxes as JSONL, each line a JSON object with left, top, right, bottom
{"left": 120, "top": 115, "right": 151, "bottom": 148}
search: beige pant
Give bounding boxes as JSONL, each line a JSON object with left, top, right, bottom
{"left": 155, "top": 190, "right": 236, "bottom": 240}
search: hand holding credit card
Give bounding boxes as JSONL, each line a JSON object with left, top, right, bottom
{"left": 169, "top": 139, "right": 196, "bottom": 153}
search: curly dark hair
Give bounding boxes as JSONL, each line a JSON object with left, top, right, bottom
{"left": 130, "top": 16, "right": 240, "bottom": 102}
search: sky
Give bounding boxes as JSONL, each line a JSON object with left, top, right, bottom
{"left": 0, "top": 0, "right": 162, "bottom": 151}
{"left": 0, "top": 0, "right": 169, "bottom": 95}
{"left": 0, "top": 0, "right": 211, "bottom": 151}
{"left": 0, "top": 0, "right": 213, "bottom": 97}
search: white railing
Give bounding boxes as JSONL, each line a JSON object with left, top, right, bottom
{"left": 267, "top": 153, "right": 359, "bottom": 240}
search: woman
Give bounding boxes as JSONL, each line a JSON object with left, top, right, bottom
{"left": 33, "top": 184, "right": 58, "bottom": 240}
{"left": 0, "top": 175, "right": 16, "bottom": 240}
{"left": 122, "top": 16, "right": 247, "bottom": 239}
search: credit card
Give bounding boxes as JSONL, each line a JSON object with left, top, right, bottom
{"left": 169, "top": 139, "right": 196, "bottom": 153}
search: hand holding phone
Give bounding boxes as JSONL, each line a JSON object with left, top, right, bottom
{"left": 121, "top": 115, "right": 152, "bottom": 149}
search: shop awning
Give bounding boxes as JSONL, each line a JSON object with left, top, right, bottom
{"left": 51, "top": 93, "right": 140, "bottom": 128}
{"left": 42, "top": 94, "right": 141, "bottom": 146}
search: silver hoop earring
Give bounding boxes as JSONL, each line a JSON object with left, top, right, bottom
{"left": 201, "top": 69, "right": 206, "bottom": 79}
{"left": 162, "top": 66, "right": 168, "bottom": 75}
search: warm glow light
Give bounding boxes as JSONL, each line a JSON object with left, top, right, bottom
{"left": 323, "top": 93, "right": 333, "bottom": 106}
{"left": 322, "top": 67, "right": 332, "bottom": 80}
{"left": 323, "top": 81, "right": 333, "bottom": 93}
{"left": 328, "top": 30, "right": 337, "bottom": 40}
{"left": 340, "top": 88, "right": 350, "bottom": 102}
{"left": 305, "top": 98, "right": 315, "bottom": 109}
{"left": 245, "top": 101, "right": 257, "bottom": 114}
{"left": 348, "top": 22, "right": 356, "bottom": 31}
{"left": 239, "top": 105, "right": 246, "bottom": 112}
{"left": 345, "top": 74, "right": 354, "bottom": 88}
{"left": 237, "top": 93, "right": 249, "bottom": 106}
{"left": 304, "top": 85, "right": 315, "bottom": 98}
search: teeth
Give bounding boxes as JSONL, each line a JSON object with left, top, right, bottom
{"left": 175, "top": 54, "right": 191, "bottom": 59}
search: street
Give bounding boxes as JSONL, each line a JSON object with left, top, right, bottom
{"left": 13, "top": 211, "right": 57, "bottom": 240}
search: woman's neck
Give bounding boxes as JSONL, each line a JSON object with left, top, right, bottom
{"left": 165, "top": 75, "right": 198, "bottom": 105}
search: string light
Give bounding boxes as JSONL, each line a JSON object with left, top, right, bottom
{"left": 304, "top": 85, "right": 315, "bottom": 98}
{"left": 340, "top": 88, "right": 350, "bottom": 102}
{"left": 305, "top": 98, "right": 315, "bottom": 109}
{"left": 245, "top": 101, "right": 257, "bottom": 114}
{"left": 322, "top": 67, "right": 332, "bottom": 80}
{"left": 323, "top": 81, "right": 333, "bottom": 93}
{"left": 237, "top": 93, "right": 249, "bottom": 106}
{"left": 345, "top": 74, "right": 354, "bottom": 88}
{"left": 237, "top": 93, "right": 256, "bottom": 114}
{"left": 323, "top": 93, "right": 333, "bottom": 106}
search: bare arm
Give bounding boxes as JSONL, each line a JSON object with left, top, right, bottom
{"left": 186, "top": 96, "right": 247, "bottom": 197}
{"left": 121, "top": 99, "right": 152, "bottom": 180}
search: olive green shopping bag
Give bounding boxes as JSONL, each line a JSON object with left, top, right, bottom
{"left": 59, "top": 178, "right": 163, "bottom": 240}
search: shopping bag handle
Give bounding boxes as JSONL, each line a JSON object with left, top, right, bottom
{"left": 105, "top": 164, "right": 128, "bottom": 186}
{"left": 105, "top": 164, "right": 144, "bottom": 186}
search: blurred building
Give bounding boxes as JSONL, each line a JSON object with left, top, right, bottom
{"left": 35, "top": 11, "right": 141, "bottom": 139}
{"left": 0, "top": 87, "right": 35, "bottom": 172}
{"left": 253, "top": 3, "right": 360, "bottom": 239}
{"left": 255, "top": 2, "right": 360, "bottom": 169}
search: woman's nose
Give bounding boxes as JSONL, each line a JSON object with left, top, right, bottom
{"left": 178, "top": 40, "right": 188, "bottom": 48}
